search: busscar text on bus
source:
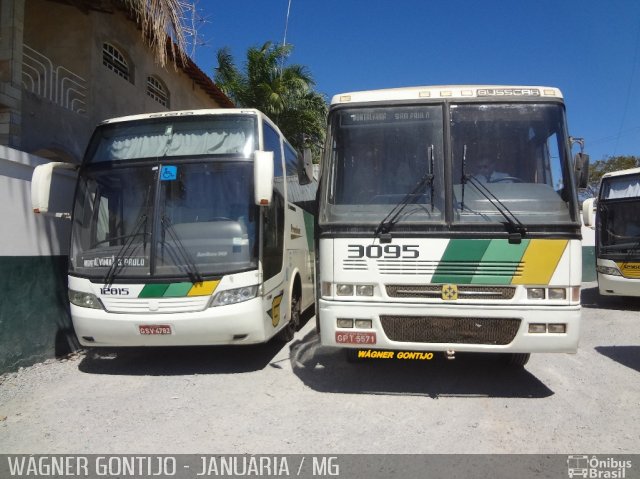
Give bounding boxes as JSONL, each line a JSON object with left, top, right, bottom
{"left": 582, "top": 167, "right": 640, "bottom": 297}
{"left": 315, "top": 85, "right": 589, "bottom": 366}
{"left": 31, "top": 109, "right": 317, "bottom": 347}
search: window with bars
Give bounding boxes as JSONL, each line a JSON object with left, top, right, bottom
{"left": 102, "top": 43, "right": 130, "bottom": 81}
{"left": 146, "top": 76, "right": 169, "bottom": 107}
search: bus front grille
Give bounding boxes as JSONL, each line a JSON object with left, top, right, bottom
{"left": 379, "top": 315, "right": 521, "bottom": 345}
{"left": 385, "top": 284, "right": 516, "bottom": 300}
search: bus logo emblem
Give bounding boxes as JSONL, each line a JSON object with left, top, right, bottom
{"left": 442, "top": 284, "right": 458, "bottom": 300}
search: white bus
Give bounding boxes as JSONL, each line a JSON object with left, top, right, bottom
{"left": 583, "top": 167, "right": 640, "bottom": 297}
{"left": 316, "top": 86, "right": 587, "bottom": 366}
{"left": 32, "top": 109, "right": 316, "bottom": 346}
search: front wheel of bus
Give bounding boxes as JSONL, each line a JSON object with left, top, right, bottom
{"left": 277, "top": 294, "right": 300, "bottom": 342}
{"left": 504, "top": 353, "right": 530, "bottom": 367}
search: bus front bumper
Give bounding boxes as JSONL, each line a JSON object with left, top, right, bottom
{"left": 598, "top": 273, "right": 640, "bottom": 297}
{"left": 71, "top": 297, "right": 267, "bottom": 347}
{"left": 318, "top": 299, "right": 580, "bottom": 353}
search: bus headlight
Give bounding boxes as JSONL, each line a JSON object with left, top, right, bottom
{"left": 69, "top": 290, "right": 104, "bottom": 309}
{"left": 336, "top": 284, "right": 354, "bottom": 296}
{"left": 527, "top": 288, "right": 545, "bottom": 300}
{"left": 210, "top": 285, "right": 258, "bottom": 307}
{"left": 355, "top": 285, "right": 374, "bottom": 296}
{"left": 596, "top": 265, "right": 622, "bottom": 276}
{"left": 335, "top": 283, "right": 374, "bottom": 296}
{"left": 548, "top": 288, "right": 566, "bottom": 300}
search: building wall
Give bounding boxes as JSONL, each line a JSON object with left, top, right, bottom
{"left": 19, "top": 0, "right": 225, "bottom": 163}
{"left": 0, "top": 146, "right": 77, "bottom": 373}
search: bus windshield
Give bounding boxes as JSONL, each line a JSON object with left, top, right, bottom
{"left": 70, "top": 161, "right": 258, "bottom": 279}
{"left": 598, "top": 174, "right": 640, "bottom": 255}
{"left": 321, "top": 105, "right": 445, "bottom": 225}
{"left": 452, "top": 103, "right": 575, "bottom": 225}
{"left": 320, "top": 101, "right": 577, "bottom": 230}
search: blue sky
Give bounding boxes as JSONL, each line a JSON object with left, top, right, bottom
{"left": 190, "top": 0, "right": 640, "bottom": 162}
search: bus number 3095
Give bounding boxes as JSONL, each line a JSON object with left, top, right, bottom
{"left": 347, "top": 244, "right": 420, "bottom": 259}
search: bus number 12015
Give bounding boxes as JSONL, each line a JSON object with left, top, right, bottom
{"left": 347, "top": 244, "right": 419, "bottom": 259}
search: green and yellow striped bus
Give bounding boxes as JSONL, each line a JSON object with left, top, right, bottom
{"left": 316, "top": 86, "right": 585, "bottom": 366}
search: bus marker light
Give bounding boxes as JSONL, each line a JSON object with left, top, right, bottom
{"left": 337, "top": 318, "right": 354, "bottom": 328}
{"left": 571, "top": 286, "right": 581, "bottom": 302}
{"left": 527, "top": 288, "right": 545, "bottom": 300}
{"left": 528, "top": 323, "right": 546, "bottom": 333}
{"left": 354, "top": 319, "right": 372, "bottom": 329}
{"left": 321, "top": 282, "right": 332, "bottom": 297}
{"left": 548, "top": 324, "right": 566, "bottom": 333}
{"left": 548, "top": 288, "right": 566, "bottom": 300}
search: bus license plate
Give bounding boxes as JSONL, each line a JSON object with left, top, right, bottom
{"left": 335, "top": 331, "right": 376, "bottom": 345}
{"left": 139, "top": 325, "right": 172, "bottom": 335}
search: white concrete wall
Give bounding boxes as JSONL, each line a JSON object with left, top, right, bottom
{"left": 0, "top": 145, "right": 74, "bottom": 256}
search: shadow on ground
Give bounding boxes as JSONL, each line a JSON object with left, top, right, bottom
{"left": 595, "top": 346, "right": 640, "bottom": 373}
{"left": 289, "top": 330, "right": 554, "bottom": 399}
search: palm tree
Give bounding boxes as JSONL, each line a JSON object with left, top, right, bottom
{"left": 215, "top": 42, "right": 327, "bottom": 153}
{"left": 123, "top": 0, "right": 188, "bottom": 67}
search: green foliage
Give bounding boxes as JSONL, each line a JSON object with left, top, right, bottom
{"left": 214, "top": 42, "right": 327, "bottom": 156}
{"left": 588, "top": 155, "right": 640, "bottom": 185}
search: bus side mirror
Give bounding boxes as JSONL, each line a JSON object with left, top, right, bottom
{"left": 254, "top": 150, "right": 274, "bottom": 206}
{"left": 298, "top": 148, "right": 314, "bottom": 185}
{"left": 582, "top": 197, "right": 595, "bottom": 227}
{"left": 574, "top": 152, "right": 590, "bottom": 189}
{"left": 31, "top": 162, "right": 78, "bottom": 217}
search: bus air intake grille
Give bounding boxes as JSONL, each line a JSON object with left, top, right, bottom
{"left": 385, "top": 284, "right": 516, "bottom": 300}
{"left": 101, "top": 296, "right": 210, "bottom": 314}
{"left": 379, "top": 315, "right": 521, "bottom": 345}
{"left": 377, "top": 260, "right": 523, "bottom": 277}
{"left": 342, "top": 259, "right": 368, "bottom": 271}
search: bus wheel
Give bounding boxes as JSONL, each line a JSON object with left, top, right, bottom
{"left": 504, "top": 353, "right": 531, "bottom": 367}
{"left": 277, "top": 295, "right": 300, "bottom": 342}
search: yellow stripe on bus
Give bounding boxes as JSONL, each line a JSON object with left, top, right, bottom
{"left": 617, "top": 262, "right": 640, "bottom": 279}
{"left": 511, "top": 240, "right": 568, "bottom": 285}
{"left": 188, "top": 280, "right": 220, "bottom": 297}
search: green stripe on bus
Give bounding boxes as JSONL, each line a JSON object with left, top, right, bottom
{"left": 138, "top": 284, "right": 170, "bottom": 298}
{"left": 163, "top": 282, "right": 193, "bottom": 297}
{"left": 470, "top": 239, "right": 530, "bottom": 284}
{"left": 432, "top": 239, "right": 492, "bottom": 284}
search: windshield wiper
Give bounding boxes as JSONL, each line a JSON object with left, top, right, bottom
{"left": 104, "top": 213, "right": 148, "bottom": 285}
{"left": 374, "top": 145, "right": 435, "bottom": 243}
{"left": 160, "top": 215, "right": 203, "bottom": 283}
{"left": 460, "top": 145, "right": 526, "bottom": 243}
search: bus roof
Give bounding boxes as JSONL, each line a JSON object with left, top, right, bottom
{"left": 99, "top": 108, "right": 267, "bottom": 125}
{"left": 601, "top": 167, "right": 640, "bottom": 179}
{"left": 330, "top": 85, "right": 563, "bottom": 105}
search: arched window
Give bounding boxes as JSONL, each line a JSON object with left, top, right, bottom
{"left": 146, "top": 76, "right": 170, "bottom": 107}
{"left": 102, "top": 43, "right": 130, "bottom": 81}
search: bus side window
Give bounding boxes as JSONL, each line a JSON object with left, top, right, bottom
{"left": 262, "top": 122, "right": 285, "bottom": 280}
{"left": 263, "top": 122, "right": 284, "bottom": 180}
{"left": 263, "top": 191, "right": 284, "bottom": 280}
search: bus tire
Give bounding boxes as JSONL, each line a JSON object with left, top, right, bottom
{"left": 504, "top": 353, "right": 530, "bottom": 367}
{"left": 277, "top": 294, "right": 300, "bottom": 343}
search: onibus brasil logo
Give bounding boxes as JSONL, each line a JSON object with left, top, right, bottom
{"left": 567, "top": 455, "right": 633, "bottom": 478}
